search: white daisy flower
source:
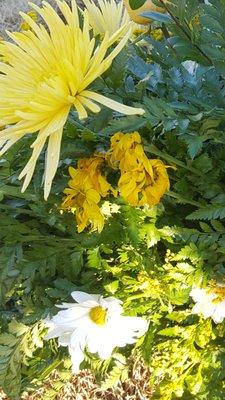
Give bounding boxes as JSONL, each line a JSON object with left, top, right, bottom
{"left": 190, "top": 285, "right": 225, "bottom": 323}
{"left": 44, "top": 291, "right": 148, "bottom": 372}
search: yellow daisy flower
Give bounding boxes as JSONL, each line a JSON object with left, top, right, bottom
{"left": 62, "top": 155, "right": 116, "bottom": 232}
{"left": 83, "top": 0, "right": 130, "bottom": 38}
{"left": 0, "top": 0, "right": 144, "bottom": 199}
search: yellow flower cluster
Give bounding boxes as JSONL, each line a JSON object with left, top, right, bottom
{"left": 63, "top": 132, "right": 170, "bottom": 233}
{"left": 62, "top": 155, "right": 116, "bottom": 233}
{"left": 108, "top": 132, "right": 170, "bottom": 207}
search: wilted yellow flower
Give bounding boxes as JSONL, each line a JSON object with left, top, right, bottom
{"left": 108, "top": 132, "right": 170, "bottom": 206}
{"left": 138, "top": 159, "right": 170, "bottom": 206}
{"left": 83, "top": 0, "right": 130, "bottom": 37}
{"left": 0, "top": 0, "right": 144, "bottom": 200}
{"left": 62, "top": 155, "right": 116, "bottom": 232}
{"left": 20, "top": 11, "right": 38, "bottom": 31}
{"left": 107, "top": 131, "right": 142, "bottom": 167}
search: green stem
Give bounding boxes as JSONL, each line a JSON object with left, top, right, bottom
{"left": 167, "top": 190, "right": 201, "bottom": 207}
{"left": 130, "top": 28, "right": 151, "bottom": 45}
{"left": 0, "top": 204, "right": 36, "bottom": 215}
{"left": 67, "top": 117, "right": 96, "bottom": 137}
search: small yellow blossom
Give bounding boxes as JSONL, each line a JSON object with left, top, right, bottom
{"left": 20, "top": 11, "right": 38, "bottom": 31}
{"left": 62, "top": 155, "right": 116, "bottom": 232}
{"left": 108, "top": 132, "right": 170, "bottom": 206}
{"left": 150, "top": 28, "right": 163, "bottom": 41}
{"left": 189, "top": 14, "right": 200, "bottom": 31}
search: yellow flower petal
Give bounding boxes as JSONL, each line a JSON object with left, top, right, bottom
{"left": 81, "top": 90, "right": 145, "bottom": 115}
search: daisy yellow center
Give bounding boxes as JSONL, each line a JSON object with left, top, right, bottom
{"left": 209, "top": 280, "right": 225, "bottom": 303}
{"left": 89, "top": 306, "right": 107, "bottom": 325}
{"left": 212, "top": 287, "right": 225, "bottom": 303}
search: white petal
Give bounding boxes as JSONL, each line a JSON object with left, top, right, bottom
{"left": 107, "top": 316, "right": 148, "bottom": 347}
{"left": 58, "top": 333, "right": 72, "bottom": 346}
{"left": 85, "top": 325, "right": 114, "bottom": 359}
{"left": 96, "top": 339, "right": 114, "bottom": 359}
{"left": 100, "top": 297, "right": 123, "bottom": 317}
{"left": 212, "top": 303, "right": 225, "bottom": 323}
{"left": 212, "top": 313, "right": 224, "bottom": 324}
{"left": 86, "top": 330, "right": 102, "bottom": 355}
{"left": 190, "top": 288, "right": 206, "bottom": 302}
{"left": 69, "top": 342, "right": 85, "bottom": 374}
{"left": 68, "top": 330, "right": 86, "bottom": 372}
{"left": 44, "top": 325, "right": 66, "bottom": 340}
{"left": 71, "top": 291, "right": 101, "bottom": 304}
{"left": 56, "top": 302, "right": 81, "bottom": 309}
{"left": 192, "top": 302, "right": 216, "bottom": 319}
{"left": 107, "top": 304, "right": 123, "bottom": 317}
{"left": 52, "top": 313, "right": 90, "bottom": 331}
{"left": 53, "top": 306, "right": 88, "bottom": 321}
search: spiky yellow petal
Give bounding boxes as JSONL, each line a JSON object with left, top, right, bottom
{"left": 83, "top": 0, "right": 130, "bottom": 38}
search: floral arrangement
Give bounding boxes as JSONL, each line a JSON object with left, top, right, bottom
{"left": 1, "top": 0, "right": 225, "bottom": 399}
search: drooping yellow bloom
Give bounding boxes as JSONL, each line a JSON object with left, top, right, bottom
{"left": 62, "top": 155, "right": 116, "bottom": 232}
{"left": 0, "top": 0, "right": 144, "bottom": 199}
{"left": 20, "top": 11, "right": 38, "bottom": 31}
{"left": 108, "top": 132, "right": 170, "bottom": 206}
{"left": 83, "top": 0, "right": 130, "bottom": 38}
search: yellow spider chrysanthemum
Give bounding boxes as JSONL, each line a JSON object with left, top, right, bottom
{"left": 83, "top": 0, "right": 130, "bottom": 38}
{"left": 62, "top": 155, "right": 116, "bottom": 232}
{"left": 108, "top": 132, "right": 170, "bottom": 206}
{"left": 0, "top": 0, "right": 144, "bottom": 199}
